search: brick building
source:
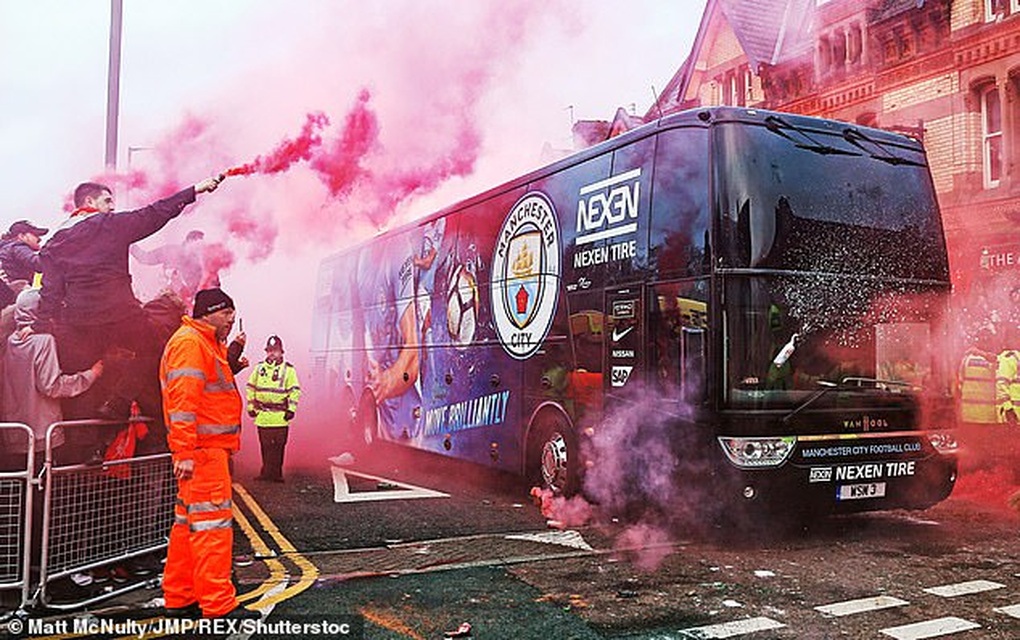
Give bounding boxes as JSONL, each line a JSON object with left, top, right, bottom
{"left": 601, "top": 0, "right": 1020, "bottom": 293}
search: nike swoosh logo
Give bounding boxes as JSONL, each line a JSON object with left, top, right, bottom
{"left": 612, "top": 325, "right": 635, "bottom": 342}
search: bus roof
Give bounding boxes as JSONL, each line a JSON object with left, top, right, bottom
{"left": 321, "top": 106, "right": 926, "bottom": 264}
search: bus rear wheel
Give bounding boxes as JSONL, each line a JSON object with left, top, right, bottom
{"left": 529, "top": 413, "right": 580, "bottom": 496}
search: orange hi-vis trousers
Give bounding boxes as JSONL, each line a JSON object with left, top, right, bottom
{"left": 162, "top": 447, "right": 238, "bottom": 617}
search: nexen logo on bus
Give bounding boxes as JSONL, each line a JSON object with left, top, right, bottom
{"left": 576, "top": 168, "right": 641, "bottom": 246}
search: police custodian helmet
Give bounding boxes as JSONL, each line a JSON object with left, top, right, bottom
{"left": 265, "top": 335, "right": 284, "bottom": 352}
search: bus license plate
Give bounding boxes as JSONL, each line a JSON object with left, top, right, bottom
{"left": 837, "top": 482, "right": 886, "bottom": 501}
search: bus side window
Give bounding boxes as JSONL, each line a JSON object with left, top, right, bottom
{"left": 652, "top": 282, "right": 708, "bottom": 405}
{"left": 681, "top": 327, "right": 706, "bottom": 404}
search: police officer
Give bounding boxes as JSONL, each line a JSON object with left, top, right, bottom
{"left": 246, "top": 335, "right": 301, "bottom": 482}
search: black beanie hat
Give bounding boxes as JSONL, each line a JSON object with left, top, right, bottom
{"left": 193, "top": 288, "right": 234, "bottom": 318}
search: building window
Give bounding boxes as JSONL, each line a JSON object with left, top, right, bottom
{"left": 724, "top": 71, "right": 739, "bottom": 106}
{"left": 848, "top": 24, "right": 863, "bottom": 64}
{"left": 1013, "top": 0, "right": 1020, "bottom": 14}
{"left": 982, "top": 84, "right": 1003, "bottom": 188}
{"left": 832, "top": 29, "right": 847, "bottom": 70}
{"left": 742, "top": 67, "right": 753, "bottom": 105}
{"left": 986, "top": 0, "right": 1007, "bottom": 21}
{"left": 818, "top": 37, "right": 831, "bottom": 74}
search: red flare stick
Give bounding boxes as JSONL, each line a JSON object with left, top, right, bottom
{"left": 224, "top": 165, "right": 254, "bottom": 177}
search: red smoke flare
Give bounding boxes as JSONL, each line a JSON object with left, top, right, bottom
{"left": 226, "top": 111, "right": 330, "bottom": 177}
{"left": 529, "top": 486, "right": 593, "bottom": 529}
{"left": 309, "top": 89, "right": 379, "bottom": 198}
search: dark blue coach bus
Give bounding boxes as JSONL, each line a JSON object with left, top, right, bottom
{"left": 311, "top": 106, "right": 957, "bottom": 515}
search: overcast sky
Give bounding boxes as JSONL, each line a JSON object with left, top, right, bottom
{"left": 0, "top": 0, "right": 704, "bottom": 361}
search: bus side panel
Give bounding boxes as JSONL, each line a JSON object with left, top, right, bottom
{"left": 414, "top": 189, "right": 527, "bottom": 469}
{"left": 311, "top": 251, "right": 365, "bottom": 438}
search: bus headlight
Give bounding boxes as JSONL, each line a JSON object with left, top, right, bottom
{"left": 928, "top": 432, "right": 958, "bottom": 453}
{"left": 718, "top": 436, "right": 796, "bottom": 468}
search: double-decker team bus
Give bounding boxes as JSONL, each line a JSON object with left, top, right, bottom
{"left": 311, "top": 106, "right": 957, "bottom": 515}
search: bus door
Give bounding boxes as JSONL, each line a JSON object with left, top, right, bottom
{"left": 604, "top": 287, "right": 644, "bottom": 408}
{"left": 649, "top": 282, "right": 709, "bottom": 411}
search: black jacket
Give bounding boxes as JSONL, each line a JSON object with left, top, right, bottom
{"left": 0, "top": 238, "right": 42, "bottom": 283}
{"left": 39, "top": 188, "right": 197, "bottom": 326}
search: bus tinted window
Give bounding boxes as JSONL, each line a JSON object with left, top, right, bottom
{"left": 725, "top": 274, "right": 950, "bottom": 409}
{"left": 605, "top": 135, "right": 654, "bottom": 284}
{"left": 649, "top": 128, "right": 710, "bottom": 279}
{"left": 651, "top": 279, "right": 710, "bottom": 406}
{"left": 548, "top": 153, "right": 613, "bottom": 290}
{"left": 715, "top": 123, "right": 948, "bottom": 280}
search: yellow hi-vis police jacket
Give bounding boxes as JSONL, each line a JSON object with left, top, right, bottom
{"left": 246, "top": 360, "right": 301, "bottom": 428}
{"left": 959, "top": 350, "right": 997, "bottom": 424}
{"left": 995, "top": 349, "right": 1020, "bottom": 423}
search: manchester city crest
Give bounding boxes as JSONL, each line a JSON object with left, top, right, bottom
{"left": 491, "top": 192, "right": 560, "bottom": 359}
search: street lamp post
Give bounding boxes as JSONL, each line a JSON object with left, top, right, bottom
{"left": 105, "top": 0, "right": 124, "bottom": 169}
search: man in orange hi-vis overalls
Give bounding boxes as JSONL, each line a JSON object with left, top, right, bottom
{"left": 159, "top": 288, "right": 258, "bottom": 620}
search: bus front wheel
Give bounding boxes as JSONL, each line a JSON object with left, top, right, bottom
{"left": 529, "top": 413, "right": 580, "bottom": 496}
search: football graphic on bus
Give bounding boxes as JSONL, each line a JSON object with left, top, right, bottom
{"left": 447, "top": 263, "right": 479, "bottom": 346}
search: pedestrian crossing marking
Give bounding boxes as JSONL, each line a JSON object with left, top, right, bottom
{"left": 675, "top": 616, "right": 785, "bottom": 638}
{"left": 993, "top": 603, "right": 1020, "bottom": 618}
{"left": 815, "top": 595, "right": 910, "bottom": 617}
{"left": 879, "top": 616, "right": 980, "bottom": 639}
{"left": 330, "top": 466, "right": 449, "bottom": 503}
{"left": 923, "top": 579, "right": 1005, "bottom": 598}
{"left": 505, "top": 530, "right": 594, "bottom": 551}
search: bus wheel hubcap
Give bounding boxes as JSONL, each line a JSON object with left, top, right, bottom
{"left": 541, "top": 433, "right": 568, "bottom": 490}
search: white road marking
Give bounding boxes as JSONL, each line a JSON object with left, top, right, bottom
{"left": 815, "top": 595, "right": 910, "bottom": 617}
{"left": 505, "top": 530, "right": 594, "bottom": 551}
{"left": 674, "top": 616, "right": 785, "bottom": 638}
{"left": 330, "top": 466, "right": 450, "bottom": 503}
{"left": 923, "top": 579, "right": 1005, "bottom": 598}
{"left": 993, "top": 603, "right": 1020, "bottom": 618}
{"left": 880, "top": 616, "right": 981, "bottom": 639}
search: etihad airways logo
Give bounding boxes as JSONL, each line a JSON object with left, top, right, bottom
{"left": 576, "top": 168, "right": 641, "bottom": 245}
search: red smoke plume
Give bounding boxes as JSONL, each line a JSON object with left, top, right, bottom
{"left": 309, "top": 89, "right": 379, "bottom": 198}
{"left": 225, "top": 111, "right": 330, "bottom": 177}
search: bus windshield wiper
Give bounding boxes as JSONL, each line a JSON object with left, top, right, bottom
{"left": 781, "top": 376, "right": 917, "bottom": 425}
{"left": 764, "top": 115, "right": 861, "bottom": 157}
{"left": 842, "top": 128, "right": 927, "bottom": 167}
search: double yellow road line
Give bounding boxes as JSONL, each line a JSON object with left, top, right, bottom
{"left": 232, "top": 482, "right": 319, "bottom": 611}
{"left": 30, "top": 481, "right": 317, "bottom": 640}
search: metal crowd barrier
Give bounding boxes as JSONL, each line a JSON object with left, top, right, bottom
{"left": 33, "top": 419, "right": 174, "bottom": 611}
{"left": 0, "top": 423, "right": 33, "bottom": 613}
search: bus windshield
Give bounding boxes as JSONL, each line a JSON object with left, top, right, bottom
{"left": 714, "top": 120, "right": 949, "bottom": 280}
{"left": 725, "top": 274, "right": 950, "bottom": 408}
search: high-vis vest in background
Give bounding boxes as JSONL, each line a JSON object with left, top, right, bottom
{"left": 996, "top": 349, "right": 1020, "bottom": 424}
{"left": 246, "top": 360, "right": 301, "bottom": 428}
{"left": 959, "top": 350, "right": 997, "bottom": 424}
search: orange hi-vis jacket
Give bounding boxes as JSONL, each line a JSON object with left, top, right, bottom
{"left": 160, "top": 316, "right": 242, "bottom": 459}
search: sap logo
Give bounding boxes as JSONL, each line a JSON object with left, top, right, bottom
{"left": 809, "top": 467, "right": 833, "bottom": 483}
{"left": 611, "top": 365, "right": 634, "bottom": 388}
{"left": 576, "top": 168, "right": 641, "bottom": 245}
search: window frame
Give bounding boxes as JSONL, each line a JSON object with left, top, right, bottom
{"left": 981, "top": 83, "right": 1003, "bottom": 189}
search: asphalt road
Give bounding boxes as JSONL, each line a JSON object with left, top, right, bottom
{"left": 7, "top": 442, "right": 1017, "bottom": 639}
{"left": 221, "top": 443, "right": 1020, "bottom": 640}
